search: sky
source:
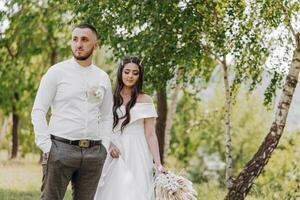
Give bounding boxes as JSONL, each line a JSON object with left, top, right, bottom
{"left": 0, "top": 1, "right": 9, "bottom": 33}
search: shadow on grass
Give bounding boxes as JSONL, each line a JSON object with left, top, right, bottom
{"left": 0, "top": 188, "right": 72, "bottom": 200}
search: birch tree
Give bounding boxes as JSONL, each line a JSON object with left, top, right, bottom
{"left": 192, "top": 0, "right": 273, "bottom": 187}
{"left": 226, "top": 0, "right": 300, "bottom": 198}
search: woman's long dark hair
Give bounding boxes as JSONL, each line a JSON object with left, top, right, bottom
{"left": 113, "top": 57, "right": 144, "bottom": 131}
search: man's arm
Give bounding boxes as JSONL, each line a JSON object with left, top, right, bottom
{"left": 99, "top": 75, "right": 113, "bottom": 151}
{"left": 31, "top": 67, "right": 57, "bottom": 153}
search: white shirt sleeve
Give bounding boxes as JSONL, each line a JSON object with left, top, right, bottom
{"left": 31, "top": 67, "right": 57, "bottom": 153}
{"left": 99, "top": 75, "right": 113, "bottom": 151}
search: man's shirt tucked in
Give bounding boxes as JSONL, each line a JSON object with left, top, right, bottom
{"left": 31, "top": 58, "right": 113, "bottom": 153}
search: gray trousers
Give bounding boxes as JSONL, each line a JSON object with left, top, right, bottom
{"left": 40, "top": 139, "right": 107, "bottom": 200}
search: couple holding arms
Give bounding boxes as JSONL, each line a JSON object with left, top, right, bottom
{"left": 31, "top": 23, "right": 165, "bottom": 200}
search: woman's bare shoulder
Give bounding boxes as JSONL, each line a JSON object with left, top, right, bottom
{"left": 137, "top": 93, "right": 153, "bottom": 103}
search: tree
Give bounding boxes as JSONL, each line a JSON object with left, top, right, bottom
{"left": 0, "top": 0, "right": 70, "bottom": 158}
{"left": 226, "top": 0, "right": 300, "bottom": 198}
{"left": 193, "top": 0, "right": 275, "bottom": 187}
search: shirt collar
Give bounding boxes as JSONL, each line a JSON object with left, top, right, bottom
{"left": 71, "top": 57, "right": 93, "bottom": 71}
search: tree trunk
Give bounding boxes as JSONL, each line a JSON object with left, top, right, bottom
{"left": 11, "top": 111, "right": 19, "bottom": 159}
{"left": 225, "top": 34, "right": 300, "bottom": 199}
{"left": 156, "top": 87, "right": 168, "bottom": 164}
{"left": 51, "top": 48, "right": 57, "bottom": 65}
{"left": 163, "top": 81, "right": 181, "bottom": 162}
{"left": 11, "top": 93, "right": 19, "bottom": 159}
{"left": 222, "top": 56, "right": 233, "bottom": 188}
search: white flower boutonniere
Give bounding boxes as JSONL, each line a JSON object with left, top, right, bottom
{"left": 86, "top": 84, "right": 105, "bottom": 103}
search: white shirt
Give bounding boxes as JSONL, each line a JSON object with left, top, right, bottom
{"left": 31, "top": 58, "right": 113, "bottom": 153}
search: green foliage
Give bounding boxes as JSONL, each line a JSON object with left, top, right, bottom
{"left": 72, "top": 0, "right": 216, "bottom": 91}
{"left": 0, "top": 0, "right": 296, "bottom": 100}
{"left": 263, "top": 71, "right": 284, "bottom": 107}
{"left": 257, "top": 0, "right": 300, "bottom": 105}
{"left": 205, "top": 0, "right": 271, "bottom": 99}
{"left": 18, "top": 110, "right": 39, "bottom": 156}
{"left": 0, "top": 0, "right": 71, "bottom": 116}
{"left": 70, "top": 0, "right": 295, "bottom": 105}
{"left": 0, "top": 0, "right": 73, "bottom": 156}
{"left": 180, "top": 85, "right": 273, "bottom": 185}
{"left": 168, "top": 84, "right": 300, "bottom": 197}
{"left": 259, "top": 0, "right": 300, "bottom": 28}
{"left": 248, "top": 132, "right": 300, "bottom": 198}
{"left": 169, "top": 89, "right": 224, "bottom": 166}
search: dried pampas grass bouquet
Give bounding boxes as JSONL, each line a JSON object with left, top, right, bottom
{"left": 154, "top": 171, "right": 198, "bottom": 200}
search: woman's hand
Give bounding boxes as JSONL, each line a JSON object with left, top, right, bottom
{"left": 155, "top": 164, "right": 167, "bottom": 174}
{"left": 109, "top": 143, "right": 121, "bottom": 158}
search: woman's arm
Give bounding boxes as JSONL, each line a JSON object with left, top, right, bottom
{"left": 144, "top": 117, "right": 166, "bottom": 173}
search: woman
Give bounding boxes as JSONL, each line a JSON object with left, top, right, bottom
{"left": 94, "top": 57, "right": 165, "bottom": 200}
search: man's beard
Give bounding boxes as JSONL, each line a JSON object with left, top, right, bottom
{"left": 72, "top": 48, "right": 94, "bottom": 61}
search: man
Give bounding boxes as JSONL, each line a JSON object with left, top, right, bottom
{"left": 31, "top": 23, "right": 112, "bottom": 200}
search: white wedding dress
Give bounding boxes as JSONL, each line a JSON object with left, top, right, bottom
{"left": 94, "top": 102, "right": 158, "bottom": 200}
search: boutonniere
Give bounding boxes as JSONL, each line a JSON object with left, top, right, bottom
{"left": 87, "top": 84, "right": 105, "bottom": 103}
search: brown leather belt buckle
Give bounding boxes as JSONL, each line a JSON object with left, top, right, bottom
{"left": 79, "top": 140, "right": 90, "bottom": 148}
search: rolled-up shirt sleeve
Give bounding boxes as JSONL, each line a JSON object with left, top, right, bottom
{"left": 99, "top": 75, "right": 113, "bottom": 151}
{"left": 31, "top": 68, "right": 57, "bottom": 153}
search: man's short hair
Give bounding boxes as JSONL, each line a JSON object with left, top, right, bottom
{"left": 73, "top": 23, "right": 98, "bottom": 38}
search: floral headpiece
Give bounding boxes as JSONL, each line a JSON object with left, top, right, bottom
{"left": 121, "top": 57, "right": 143, "bottom": 66}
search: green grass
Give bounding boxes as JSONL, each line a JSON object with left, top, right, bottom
{"left": 1, "top": 150, "right": 298, "bottom": 200}
{"left": 0, "top": 189, "right": 40, "bottom": 200}
{"left": 0, "top": 151, "right": 71, "bottom": 200}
